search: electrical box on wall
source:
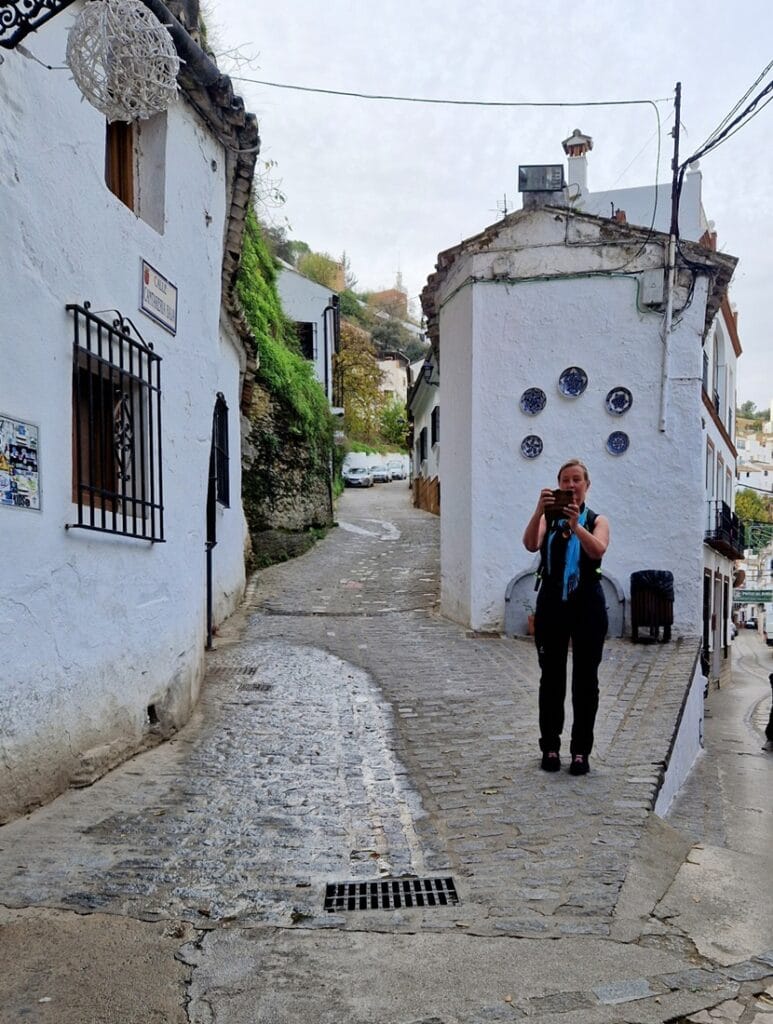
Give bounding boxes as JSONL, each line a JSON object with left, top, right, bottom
{"left": 518, "top": 165, "right": 565, "bottom": 192}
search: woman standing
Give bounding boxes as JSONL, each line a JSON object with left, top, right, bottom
{"left": 522, "top": 459, "right": 610, "bottom": 775}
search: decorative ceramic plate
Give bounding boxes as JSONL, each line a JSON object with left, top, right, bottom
{"left": 519, "top": 387, "right": 547, "bottom": 415}
{"left": 605, "top": 386, "right": 633, "bottom": 415}
{"left": 606, "top": 431, "right": 630, "bottom": 455}
{"left": 558, "top": 366, "right": 588, "bottom": 398}
{"left": 520, "top": 435, "right": 543, "bottom": 459}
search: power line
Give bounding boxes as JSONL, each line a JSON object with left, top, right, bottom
{"left": 695, "top": 59, "right": 773, "bottom": 155}
{"left": 231, "top": 75, "right": 670, "bottom": 112}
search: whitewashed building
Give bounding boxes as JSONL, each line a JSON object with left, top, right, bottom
{"left": 407, "top": 353, "right": 440, "bottom": 514}
{"left": 421, "top": 194, "right": 735, "bottom": 638}
{"left": 276, "top": 262, "right": 340, "bottom": 405}
{"left": 0, "top": 0, "right": 258, "bottom": 820}
{"left": 563, "top": 130, "right": 745, "bottom": 683}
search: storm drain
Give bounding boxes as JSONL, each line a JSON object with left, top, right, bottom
{"left": 209, "top": 665, "right": 262, "bottom": 678}
{"left": 324, "top": 876, "right": 459, "bottom": 913}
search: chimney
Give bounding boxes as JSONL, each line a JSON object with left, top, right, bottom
{"left": 562, "top": 129, "right": 593, "bottom": 197}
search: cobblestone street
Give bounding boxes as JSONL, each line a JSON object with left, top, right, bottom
{"left": 1, "top": 485, "right": 772, "bottom": 1023}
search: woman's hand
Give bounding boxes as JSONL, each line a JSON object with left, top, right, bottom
{"left": 523, "top": 489, "right": 554, "bottom": 551}
{"left": 536, "top": 488, "right": 556, "bottom": 517}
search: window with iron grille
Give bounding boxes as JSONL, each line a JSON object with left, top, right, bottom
{"left": 295, "top": 321, "right": 316, "bottom": 361}
{"left": 431, "top": 405, "right": 439, "bottom": 447}
{"left": 419, "top": 426, "right": 428, "bottom": 463}
{"left": 212, "top": 393, "right": 230, "bottom": 508}
{"left": 68, "top": 302, "right": 164, "bottom": 542}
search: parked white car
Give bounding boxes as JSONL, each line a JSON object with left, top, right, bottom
{"left": 343, "top": 465, "right": 373, "bottom": 488}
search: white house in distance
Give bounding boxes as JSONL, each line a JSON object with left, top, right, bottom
{"left": 276, "top": 262, "right": 340, "bottom": 406}
{"left": 0, "top": 0, "right": 258, "bottom": 820}
{"left": 408, "top": 353, "right": 440, "bottom": 514}
{"left": 420, "top": 161, "right": 736, "bottom": 645}
{"left": 563, "top": 129, "right": 744, "bottom": 685}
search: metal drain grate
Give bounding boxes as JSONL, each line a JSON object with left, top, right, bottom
{"left": 324, "top": 876, "right": 459, "bottom": 913}
{"left": 208, "top": 666, "right": 262, "bottom": 682}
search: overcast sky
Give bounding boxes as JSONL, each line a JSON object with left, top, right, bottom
{"left": 211, "top": 0, "right": 771, "bottom": 409}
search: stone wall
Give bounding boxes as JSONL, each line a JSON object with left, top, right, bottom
{"left": 242, "top": 382, "right": 332, "bottom": 542}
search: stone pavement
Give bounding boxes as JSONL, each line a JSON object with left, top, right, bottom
{"left": 1, "top": 485, "right": 772, "bottom": 1023}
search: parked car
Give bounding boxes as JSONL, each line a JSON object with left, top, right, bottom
{"left": 387, "top": 459, "right": 406, "bottom": 480}
{"left": 744, "top": 617, "right": 757, "bottom": 629}
{"left": 370, "top": 463, "right": 391, "bottom": 483}
{"left": 343, "top": 465, "right": 373, "bottom": 488}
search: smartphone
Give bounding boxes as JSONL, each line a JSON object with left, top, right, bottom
{"left": 546, "top": 488, "right": 573, "bottom": 522}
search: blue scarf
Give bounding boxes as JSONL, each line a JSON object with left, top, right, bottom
{"left": 547, "top": 507, "right": 588, "bottom": 601}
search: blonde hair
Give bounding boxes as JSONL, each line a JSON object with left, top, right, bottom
{"left": 557, "top": 459, "right": 590, "bottom": 484}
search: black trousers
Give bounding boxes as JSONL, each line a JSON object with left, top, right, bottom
{"left": 534, "top": 583, "right": 608, "bottom": 756}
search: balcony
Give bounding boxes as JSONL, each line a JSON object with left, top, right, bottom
{"left": 705, "top": 499, "right": 744, "bottom": 560}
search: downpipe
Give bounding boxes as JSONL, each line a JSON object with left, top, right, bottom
{"left": 658, "top": 234, "right": 676, "bottom": 433}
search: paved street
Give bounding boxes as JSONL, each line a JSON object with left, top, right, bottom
{"left": 1, "top": 485, "right": 772, "bottom": 1023}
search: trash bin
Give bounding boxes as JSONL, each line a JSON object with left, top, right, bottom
{"left": 630, "top": 570, "right": 674, "bottom": 643}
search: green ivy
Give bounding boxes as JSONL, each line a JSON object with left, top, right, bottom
{"left": 237, "top": 211, "right": 333, "bottom": 466}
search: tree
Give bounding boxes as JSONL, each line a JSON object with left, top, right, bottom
{"left": 736, "top": 488, "right": 772, "bottom": 525}
{"left": 333, "top": 321, "right": 384, "bottom": 443}
{"left": 297, "top": 251, "right": 342, "bottom": 290}
{"left": 380, "top": 399, "right": 408, "bottom": 448}
{"left": 340, "top": 250, "right": 358, "bottom": 291}
{"left": 737, "top": 400, "right": 759, "bottom": 419}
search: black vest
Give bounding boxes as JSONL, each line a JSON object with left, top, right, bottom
{"left": 538, "top": 505, "right": 602, "bottom": 593}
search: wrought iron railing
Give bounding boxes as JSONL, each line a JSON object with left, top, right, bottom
{"left": 67, "top": 302, "right": 164, "bottom": 542}
{"left": 705, "top": 499, "right": 743, "bottom": 560}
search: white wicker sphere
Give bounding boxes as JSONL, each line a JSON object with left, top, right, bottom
{"left": 67, "top": 0, "right": 180, "bottom": 122}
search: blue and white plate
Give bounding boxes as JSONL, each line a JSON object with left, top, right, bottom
{"left": 606, "top": 431, "right": 630, "bottom": 455}
{"left": 605, "top": 387, "right": 633, "bottom": 415}
{"left": 519, "top": 387, "right": 547, "bottom": 415}
{"left": 520, "top": 435, "right": 543, "bottom": 459}
{"left": 558, "top": 366, "right": 588, "bottom": 398}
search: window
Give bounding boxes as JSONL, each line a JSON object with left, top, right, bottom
{"left": 105, "top": 114, "right": 167, "bottom": 232}
{"left": 212, "top": 393, "right": 230, "bottom": 508}
{"left": 431, "top": 405, "right": 440, "bottom": 446}
{"left": 295, "top": 322, "right": 316, "bottom": 362}
{"left": 705, "top": 440, "right": 715, "bottom": 496}
{"left": 68, "top": 302, "right": 164, "bottom": 541}
{"left": 105, "top": 120, "right": 135, "bottom": 209}
{"left": 419, "top": 426, "right": 428, "bottom": 463}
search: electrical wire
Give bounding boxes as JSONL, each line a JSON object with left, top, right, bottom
{"left": 694, "top": 59, "right": 773, "bottom": 155}
{"left": 231, "top": 75, "right": 671, "bottom": 112}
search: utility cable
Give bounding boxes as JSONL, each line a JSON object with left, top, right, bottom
{"left": 231, "top": 75, "right": 671, "bottom": 113}
{"left": 694, "top": 59, "right": 773, "bottom": 155}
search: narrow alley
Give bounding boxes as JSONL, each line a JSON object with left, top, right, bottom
{"left": 1, "top": 485, "right": 772, "bottom": 1024}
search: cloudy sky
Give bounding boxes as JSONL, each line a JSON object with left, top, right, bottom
{"left": 210, "top": 0, "right": 771, "bottom": 408}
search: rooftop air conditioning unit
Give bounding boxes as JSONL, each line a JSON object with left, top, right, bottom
{"left": 518, "top": 165, "right": 565, "bottom": 192}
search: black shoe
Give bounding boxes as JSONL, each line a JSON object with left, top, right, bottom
{"left": 569, "top": 755, "right": 589, "bottom": 776}
{"left": 541, "top": 751, "right": 561, "bottom": 772}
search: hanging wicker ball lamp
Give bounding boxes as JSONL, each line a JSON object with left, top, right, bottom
{"left": 67, "top": 0, "right": 180, "bottom": 122}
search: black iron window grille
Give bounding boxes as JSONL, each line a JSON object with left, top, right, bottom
{"left": 431, "top": 405, "right": 440, "bottom": 446}
{"left": 295, "top": 321, "right": 317, "bottom": 362}
{"left": 419, "top": 426, "right": 428, "bottom": 463}
{"left": 67, "top": 302, "right": 164, "bottom": 542}
{"left": 212, "top": 392, "right": 230, "bottom": 508}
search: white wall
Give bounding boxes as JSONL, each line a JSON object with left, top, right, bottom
{"left": 0, "top": 10, "right": 246, "bottom": 819}
{"left": 578, "top": 168, "right": 704, "bottom": 242}
{"left": 654, "top": 657, "right": 706, "bottom": 816}
{"left": 438, "top": 288, "right": 473, "bottom": 625}
{"left": 276, "top": 266, "right": 335, "bottom": 400}
{"left": 434, "top": 211, "right": 711, "bottom": 633}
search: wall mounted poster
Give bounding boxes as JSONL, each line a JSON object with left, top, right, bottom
{"left": 0, "top": 415, "right": 40, "bottom": 510}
